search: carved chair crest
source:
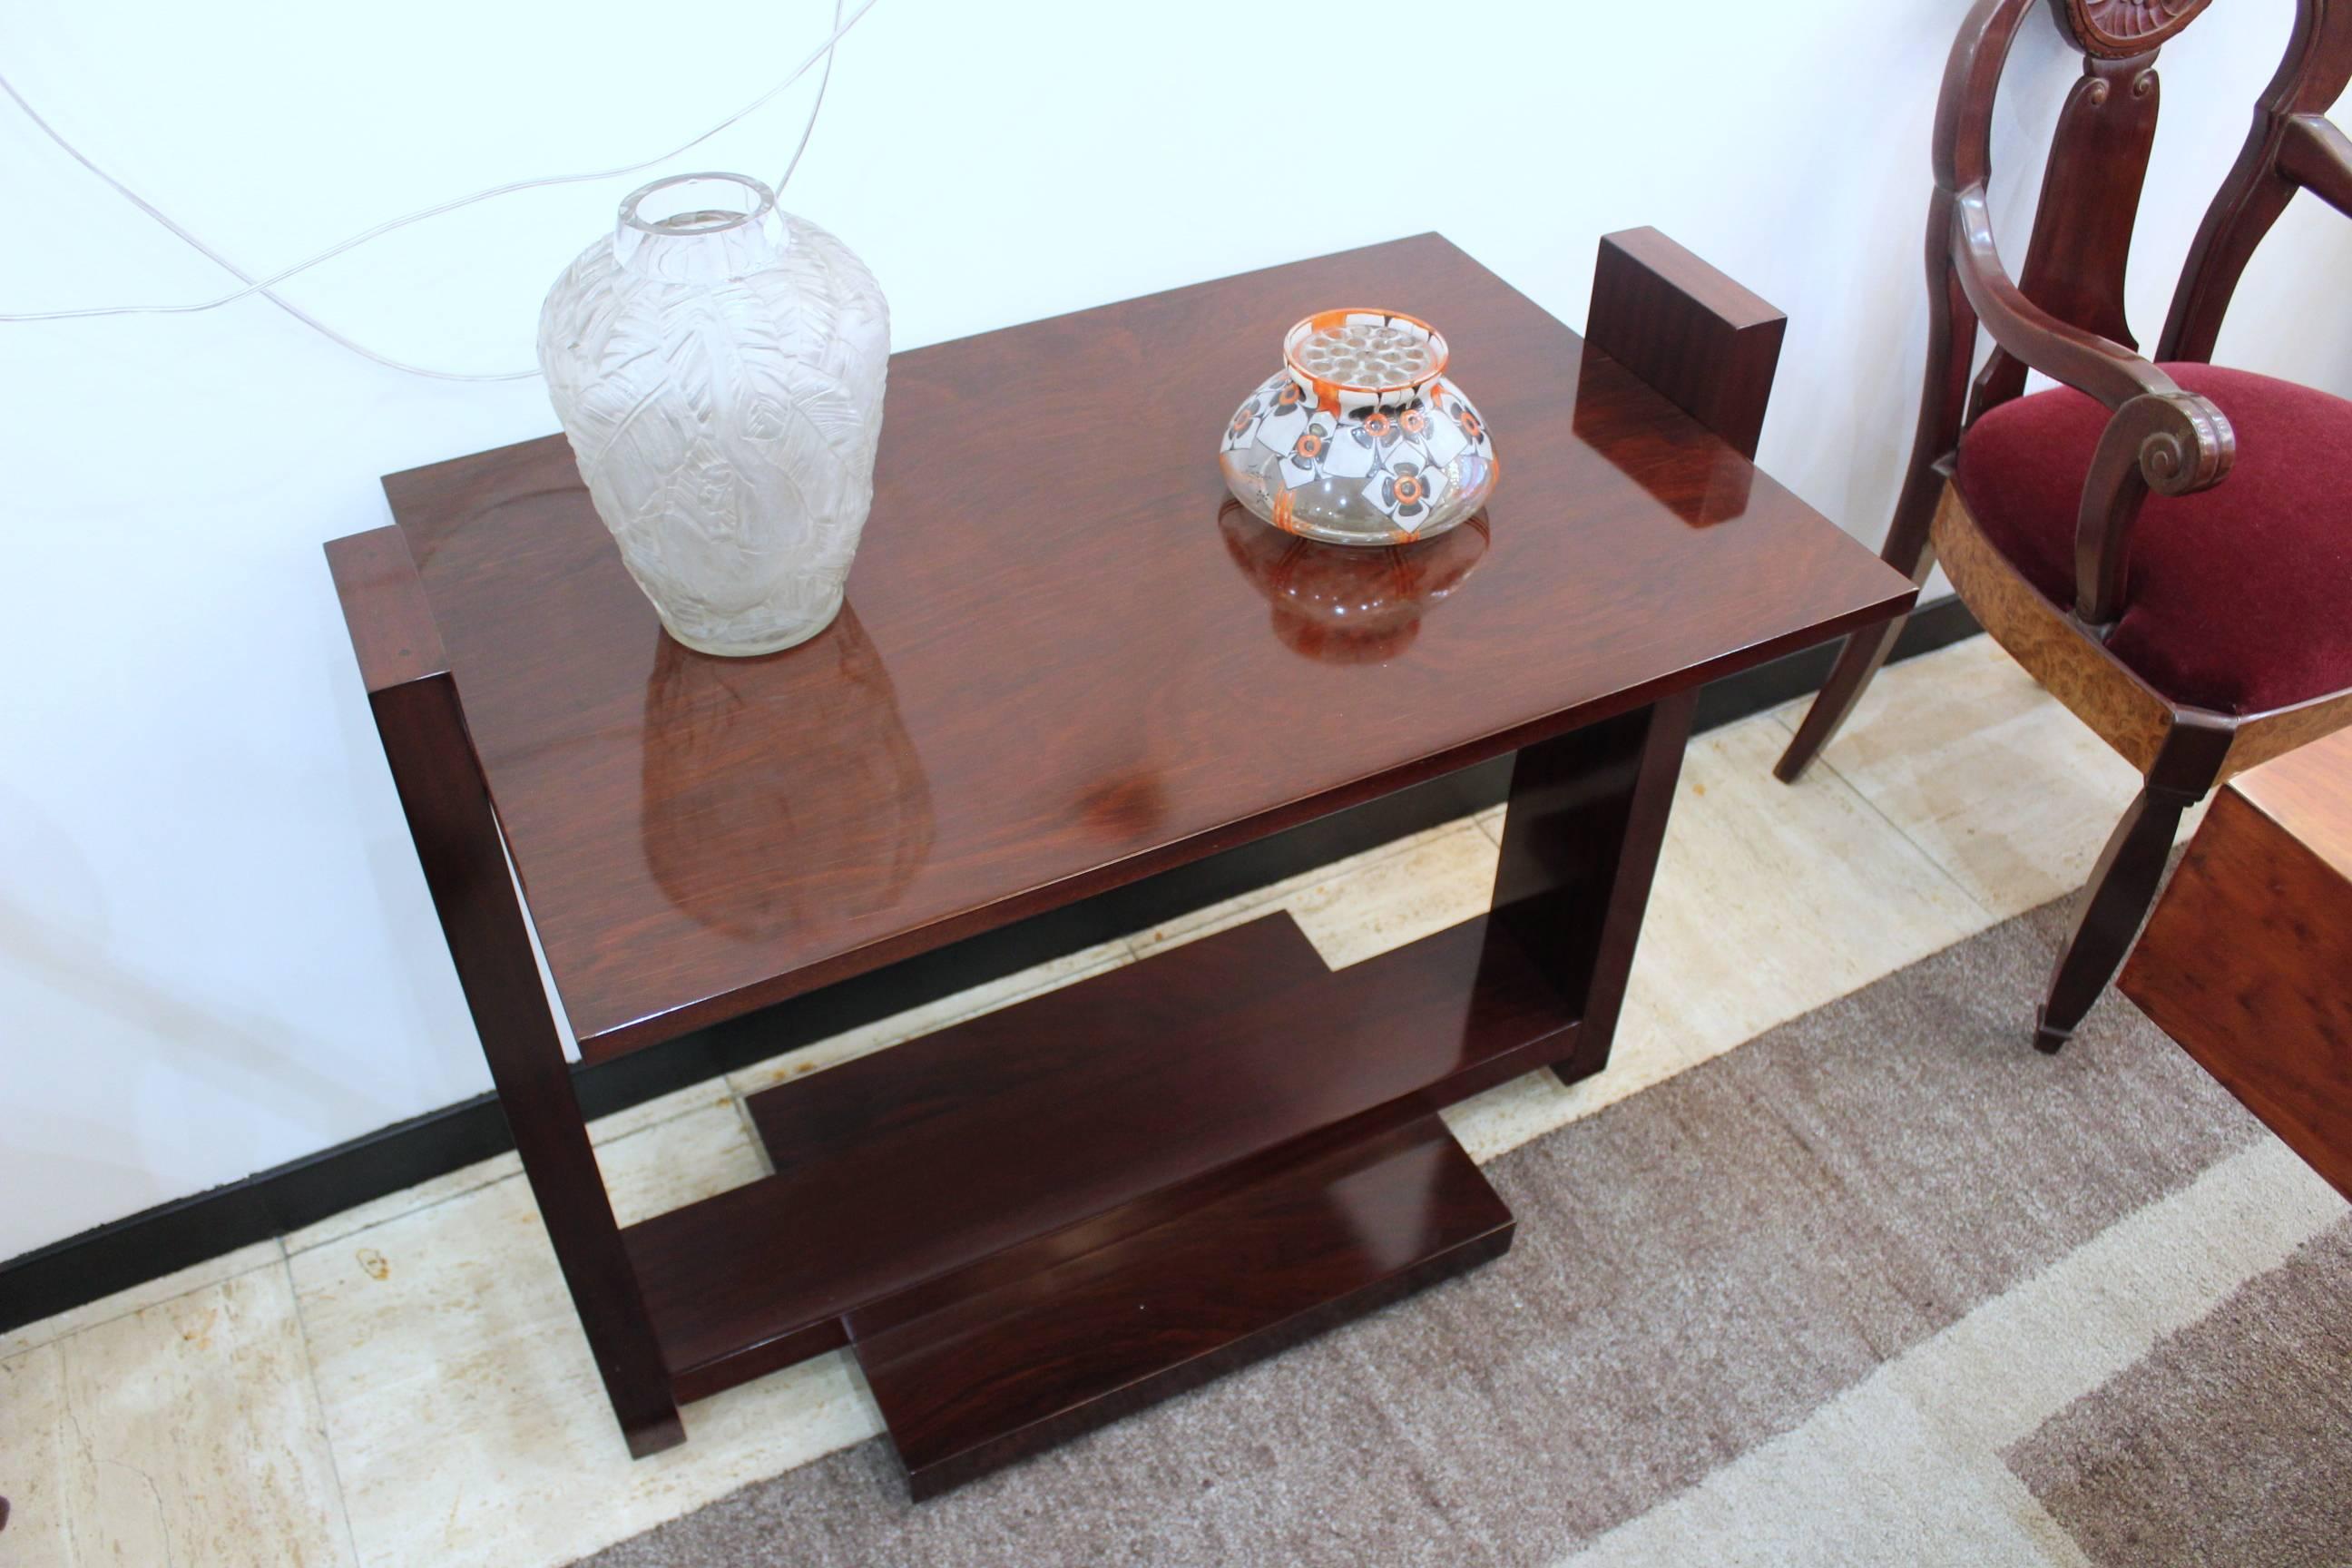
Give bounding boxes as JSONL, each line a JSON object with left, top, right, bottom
{"left": 2051, "top": 0, "right": 2216, "bottom": 57}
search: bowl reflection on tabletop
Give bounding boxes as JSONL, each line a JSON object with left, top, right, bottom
{"left": 1218, "top": 501, "right": 1490, "bottom": 664}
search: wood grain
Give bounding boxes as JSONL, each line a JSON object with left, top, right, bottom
{"left": 1494, "top": 692, "right": 1695, "bottom": 1083}
{"left": 631, "top": 907, "right": 1580, "bottom": 1401}
{"left": 365, "top": 232, "right": 1908, "bottom": 1059}
{"left": 2220, "top": 684, "right": 2352, "bottom": 781}
{"left": 1967, "top": 52, "right": 2161, "bottom": 418}
{"left": 2122, "top": 738, "right": 2352, "bottom": 1200}
{"left": 326, "top": 534, "right": 681, "bottom": 1457}
{"left": 1584, "top": 227, "right": 1786, "bottom": 461}
{"left": 1929, "top": 482, "right": 2171, "bottom": 770}
{"left": 1934, "top": 480, "right": 2352, "bottom": 785}
{"left": 329, "top": 231, "right": 1909, "bottom": 1477}
{"left": 324, "top": 527, "right": 447, "bottom": 692}
{"left": 852, "top": 1112, "right": 1512, "bottom": 1500}
{"left": 2232, "top": 727, "right": 2352, "bottom": 882}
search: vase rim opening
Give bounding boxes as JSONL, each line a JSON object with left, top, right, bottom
{"left": 620, "top": 172, "right": 779, "bottom": 238}
{"left": 1282, "top": 309, "right": 1451, "bottom": 398}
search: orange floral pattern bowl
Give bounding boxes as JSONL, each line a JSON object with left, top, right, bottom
{"left": 1218, "top": 309, "right": 1496, "bottom": 547}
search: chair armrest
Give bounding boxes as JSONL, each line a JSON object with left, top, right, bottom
{"left": 2280, "top": 113, "right": 2352, "bottom": 220}
{"left": 1950, "top": 190, "right": 2177, "bottom": 409}
{"left": 1949, "top": 189, "right": 2236, "bottom": 628}
{"left": 2073, "top": 391, "right": 2237, "bottom": 628}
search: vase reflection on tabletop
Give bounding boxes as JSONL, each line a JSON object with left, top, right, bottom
{"left": 1219, "top": 309, "right": 1496, "bottom": 547}
{"left": 539, "top": 172, "right": 889, "bottom": 657}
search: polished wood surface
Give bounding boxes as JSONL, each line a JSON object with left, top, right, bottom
{"left": 628, "top": 907, "right": 1577, "bottom": 1400}
{"left": 1583, "top": 226, "right": 1786, "bottom": 462}
{"left": 325, "top": 530, "right": 682, "bottom": 1456}
{"left": 367, "top": 232, "right": 1910, "bottom": 1059}
{"left": 332, "top": 230, "right": 1911, "bottom": 1483}
{"left": 2236, "top": 726, "right": 2352, "bottom": 873}
{"left": 1494, "top": 693, "right": 1696, "bottom": 1084}
{"left": 1778, "top": 0, "right": 2352, "bottom": 1049}
{"left": 1965, "top": 51, "right": 2159, "bottom": 426}
{"left": 854, "top": 1112, "right": 1512, "bottom": 1500}
{"left": 2122, "top": 727, "right": 2352, "bottom": 1200}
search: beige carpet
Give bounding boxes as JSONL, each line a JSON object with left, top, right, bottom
{"left": 575, "top": 898, "right": 2352, "bottom": 1567}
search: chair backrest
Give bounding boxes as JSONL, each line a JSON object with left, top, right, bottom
{"left": 1936, "top": 0, "right": 2352, "bottom": 426}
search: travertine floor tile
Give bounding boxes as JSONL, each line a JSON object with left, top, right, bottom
{"left": 0, "top": 1265, "right": 354, "bottom": 1567}
{"left": 291, "top": 1152, "right": 876, "bottom": 1568}
{"left": 0, "top": 1348, "right": 71, "bottom": 1563}
{"left": 597, "top": 1100, "right": 769, "bottom": 1227}
{"left": 726, "top": 939, "right": 1132, "bottom": 1097}
{"left": 0, "top": 1236, "right": 285, "bottom": 1361}
{"left": 1446, "top": 714, "right": 1992, "bottom": 1162}
{"left": 282, "top": 1149, "right": 525, "bottom": 1259}
{"left": 1128, "top": 819, "right": 1497, "bottom": 968}
{"left": 1769, "top": 635, "right": 2197, "bottom": 920}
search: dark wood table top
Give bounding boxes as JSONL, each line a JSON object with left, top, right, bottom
{"left": 373, "top": 232, "right": 1911, "bottom": 1057}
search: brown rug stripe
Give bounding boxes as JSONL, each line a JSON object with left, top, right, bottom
{"left": 575, "top": 901, "right": 2300, "bottom": 1567}
{"left": 2005, "top": 1215, "right": 2352, "bottom": 1568}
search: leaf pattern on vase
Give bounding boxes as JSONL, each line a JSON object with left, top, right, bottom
{"left": 539, "top": 211, "right": 890, "bottom": 654}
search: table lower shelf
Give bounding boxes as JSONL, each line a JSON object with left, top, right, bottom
{"left": 861, "top": 1112, "right": 1509, "bottom": 1497}
{"left": 620, "top": 905, "right": 1583, "bottom": 1492}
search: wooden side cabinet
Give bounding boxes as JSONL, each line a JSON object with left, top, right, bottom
{"left": 2122, "top": 727, "right": 2352, "bottom": 1201}
{"left": 327, "top": 231, "right": 1911, "bottom": 1498}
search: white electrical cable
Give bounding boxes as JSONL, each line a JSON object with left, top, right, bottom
{"left": 0, "top": 0, "right": 870, "bottom": 381}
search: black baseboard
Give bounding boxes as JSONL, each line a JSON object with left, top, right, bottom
{"left": 0, "top": 597, "right": 1976, "bottom": 1336}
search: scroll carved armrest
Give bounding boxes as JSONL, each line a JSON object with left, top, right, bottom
{"left": 1947, "top": 188, "right": 2237, "bottom": 629}
{"left": 2073, "top": 391, "right": 2237, "bottom": 629}
{"left": 2279, "top": 113, "right": 2352, "bottom": 220}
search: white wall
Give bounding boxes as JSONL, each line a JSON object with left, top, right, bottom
{"left": 5, "top": 0, "right": 2348, "bottom": 1260}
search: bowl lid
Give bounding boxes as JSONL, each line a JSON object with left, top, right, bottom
{"left": 1282, "top": 309, "right": 1451, "bottom": 401}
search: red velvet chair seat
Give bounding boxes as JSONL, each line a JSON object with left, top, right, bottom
{"left": 1955, "top": 363, "right": 2352, "bottom": 714}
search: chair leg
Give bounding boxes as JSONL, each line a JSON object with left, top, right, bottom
{"left": 1775, "top": 469, "right": 1941, "bottom": 784}
{"left": 2034, "top": 784, "right": 2193, "bottom": 1053}
{"left": 1776, "top": 612, "right": 1908, "bottom": 783}
{"left": 1782, "top": 193, "right": 1975, "bottom": 785}
{"left": 2035, "top": 714, "right": 2234, "bottom": 1054}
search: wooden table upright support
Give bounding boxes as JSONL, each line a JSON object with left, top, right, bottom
{"left": 2122, "top": 726, "right": 2352, "bottom": 1201}
{"left": 325, "top": 528, "right": 683, "bottom": 1458}
{"left": 1500, "top": 226, "right": 1782, "bottom": 1084}
{"left": 327, "top": 230, "right": 1901, "bottom": 1493}
{"left": 1495, "top": 691, "right": 1698, "bottom": 1084}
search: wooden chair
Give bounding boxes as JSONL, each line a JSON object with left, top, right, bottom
{"left": 1777, "top": 0, "right": 2352, "bottom": 1052}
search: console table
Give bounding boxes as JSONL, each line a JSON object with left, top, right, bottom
{"left": 327, "top": 230, "right": 1911, "bottom": 1498}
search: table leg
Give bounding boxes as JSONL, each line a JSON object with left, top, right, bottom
{"left": 370, "top": 674, "right": 684, "bottom": 1456}
{"left": 1488, "top": 691, "right": 1697, "bottom": 1084}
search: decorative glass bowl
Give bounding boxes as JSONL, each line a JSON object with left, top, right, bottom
{"left": 1218, "top": 309, "right": 1496, "bottom": 546}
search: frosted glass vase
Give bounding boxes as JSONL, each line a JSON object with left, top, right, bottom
{"left": 538, "top": 172, "right": 889, "bottom": 656}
